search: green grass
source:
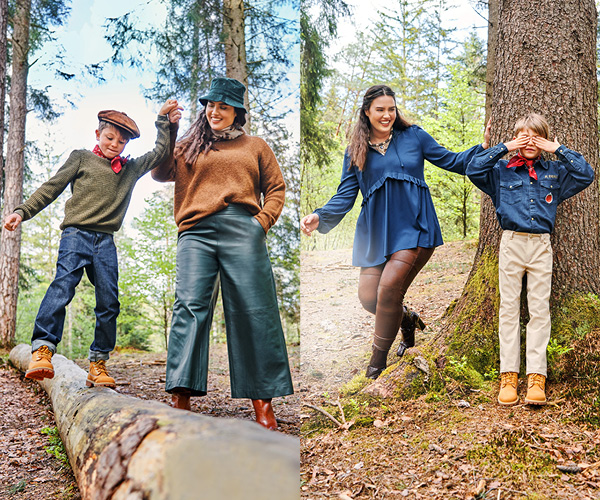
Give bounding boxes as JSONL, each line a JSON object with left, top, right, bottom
{"left": 40, "top": 427, "right": 69, "bottom": 466}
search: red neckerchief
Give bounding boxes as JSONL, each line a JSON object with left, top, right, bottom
{"left": 506, "top": 153, "right": 539, "bottom": 180}
{"left": 92, "top": 145, "right": 129, "bottom": 174}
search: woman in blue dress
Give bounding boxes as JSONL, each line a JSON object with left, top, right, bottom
{"left": 301, "top": 85, "right": 490, "bottom": 379}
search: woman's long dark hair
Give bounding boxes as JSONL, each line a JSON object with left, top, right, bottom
{"left": 348, "top": 85, "right": 411, "bottom": 171}
{"left": 175, "top": 106, "right": 247, "bottom": 167}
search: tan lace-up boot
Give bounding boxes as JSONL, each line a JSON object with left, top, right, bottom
{"left": 25, "top": 346, "right": 55, "bottom": 380}
{"left": 524, "top": 373, "right": 547, "bottom": 405}
{"left": 86, "top": 360, "right": 116, "bottom": 388}
{"left": 498, "top": 371, "right": 519, "bottom": 406}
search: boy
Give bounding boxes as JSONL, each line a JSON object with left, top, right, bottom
{"left": 466, "top": 113, "right": 594, "bottom": 406}
{"left": 3, "top": 99, "right": 182, "bottom": 388}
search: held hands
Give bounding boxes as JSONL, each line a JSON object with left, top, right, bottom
{"left": 160, "top": 99, "right": 183, "bottom": 124}
{"left": 4, "top": 213, "right": 22, "bottom": 231}
{"left": 300, "top": 213, "right": 320, "bottom": 236}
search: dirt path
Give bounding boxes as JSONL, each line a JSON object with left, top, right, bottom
{"left": 0, "top": 363, "right": 80, "bottom": 500}
{"left": 1, "top": 342, "right": 299, "bottom": 499}
{"left": 300, "top": 242, "right": 600, "bottom": 499}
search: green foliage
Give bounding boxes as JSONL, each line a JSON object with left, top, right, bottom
{"left": 118, "top": 187, "right": 178, "bottom": 350}
{"left": 371, "top": 0, "right": 456, "bottom": 118}
{"left": 421, "top": 35, "right": 486, "bottom": 240}
{"left": 40, "top": 426, "right": 69, "bottom": 466}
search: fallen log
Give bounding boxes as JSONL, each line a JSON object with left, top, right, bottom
{"left": 9, "top": 344, "right": 299, "bottom": 500}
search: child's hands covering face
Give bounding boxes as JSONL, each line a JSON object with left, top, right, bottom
{"left": 532, "top": 136, "right": 560, "bottom": 153}
{"left": 504, "top": 135, "right": 530, "bottom": 152}
{"left": 160, "top": 99, "right": 183, "bottom": 124}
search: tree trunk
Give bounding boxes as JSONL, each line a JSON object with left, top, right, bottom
{"left": 365, "top": 0, "right": 600, "bottom": 397}
{"left": 0, "top": 0, "right": 9, "bottom": 200}
{"left": 0, "top": 0, "right": 31, "bottom": 347}
{"left": 223, "top": 0, "right": 250, "bottom": 129}
{"left": 9, "top": 344, "right": 299, "bottom": 500}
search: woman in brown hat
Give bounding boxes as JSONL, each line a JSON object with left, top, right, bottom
{"left": 152, "top": 77, "right": 294, "bottom": 430}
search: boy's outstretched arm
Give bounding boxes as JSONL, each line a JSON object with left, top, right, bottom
{"left": 4, "top": 213, "right": 22, "bottom": 231}
{"left": 152, "top": 98, "right": 182, "bottom": 183}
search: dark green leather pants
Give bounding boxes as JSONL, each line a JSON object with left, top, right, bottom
{"left": 165, "top": 205, "right": 294, "bottom": 399}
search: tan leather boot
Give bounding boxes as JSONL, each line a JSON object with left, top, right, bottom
{"left": 524, "top": 373, "right": 547, "bottom": 405}
{"left": 498, "top": 372, "right": 519, "bottom": 406}
{"left": 252, "top": 399, "right": 277, "bottom": 430}
{"left": 86, "top": 360, "right": 116, "bottom": 388}
{"left": 25, "top": 346, "right": 55, "bottom": 380}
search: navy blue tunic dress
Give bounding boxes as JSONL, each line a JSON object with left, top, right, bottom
{"left": 314, "top": 125, "right": 483, "bottom": 267}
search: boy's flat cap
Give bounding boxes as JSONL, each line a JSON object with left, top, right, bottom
{"left": 97, "top": 110, "right": 140, "bottom": 139}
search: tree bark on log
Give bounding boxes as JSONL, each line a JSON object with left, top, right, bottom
{"left": 9, "top": 344, "right": 299, "bottom": 500}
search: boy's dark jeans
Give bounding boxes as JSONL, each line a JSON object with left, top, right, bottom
{"left": 31, "top": 227, "right": 120, "bottom": 361}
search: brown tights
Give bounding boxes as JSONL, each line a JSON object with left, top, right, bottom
{"left": 358, "top": 247, "right": 434, "bottom": 366}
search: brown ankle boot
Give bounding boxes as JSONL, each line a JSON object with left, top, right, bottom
{"left": 86, "top": 360, "right": 116, "bottom": 388}
{"left": 171, "top": 389, "right": 192, "bottom": 411}
{"left": 252, "top": 399, "right": 277, "bottom": 430}
{"left": 25, "top": 346, "right": 55, "bottom": 380}
{"left": 498, "top": 372, "right": 519, "bottom": 406}
{"left": 524, "top": 373, "right": 547, "bottom": 405}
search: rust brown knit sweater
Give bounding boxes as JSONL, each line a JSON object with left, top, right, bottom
{"left": 152, "top": 132, "right": 285, "bottom": 233}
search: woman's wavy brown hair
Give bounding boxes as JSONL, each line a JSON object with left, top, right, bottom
{"left": 348, "top": 85, "right": 411, "bottom": 171}
{"left": 175, "top": 105, "right": 247, "bottom": 167}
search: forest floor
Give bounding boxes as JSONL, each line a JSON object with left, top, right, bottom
{"left": 0, "top": 342, "right": 300, "bottom": 499}
{"left": 300, "top": 241, "right": 600, "bottom": 500}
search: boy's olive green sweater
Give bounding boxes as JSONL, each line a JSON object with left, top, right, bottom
{"left": 14, "top": 115, "right": 171, "bottom": 234}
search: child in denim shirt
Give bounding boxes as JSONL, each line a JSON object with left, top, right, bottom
{"left": 466, "top": 113, "right": 594, "bottom": 406}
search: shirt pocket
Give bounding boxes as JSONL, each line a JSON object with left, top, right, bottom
{"left": 499, "top": 179, "right": 523, "bottom": 205}
{"left": 539, "top": 179, "right": 560, "bottom": 205}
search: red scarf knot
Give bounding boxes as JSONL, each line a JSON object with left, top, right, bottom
{"left": 92, "top": 145, "right": 129, "bottom": 174}
{"left": 506, "top": 153, "right": 539, "bottom": 180}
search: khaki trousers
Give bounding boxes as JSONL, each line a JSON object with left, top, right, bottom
{"left": 498, "top": 231, "right": 552, "bottom": 376}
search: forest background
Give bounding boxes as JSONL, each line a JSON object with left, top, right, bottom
{"left": 1, "top": 0, "right": 300, "bottom": 356}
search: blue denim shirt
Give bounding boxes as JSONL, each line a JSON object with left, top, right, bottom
{"left": 466, "top": 143, "right": 594, "bottom": 233}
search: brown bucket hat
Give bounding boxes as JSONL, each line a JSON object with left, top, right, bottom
{"left": 97, "top": 110, "right": 141, "bottom": 139}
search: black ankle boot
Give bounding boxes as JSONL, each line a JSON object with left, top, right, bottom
{"left": 397, "top": 307, "right": 426, "bottom": 358}
{"left": 366, "top": 345, "right": 388, "bottom": 379}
